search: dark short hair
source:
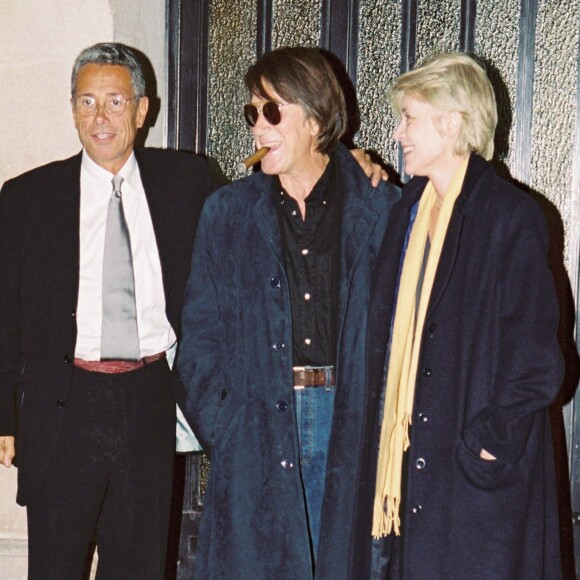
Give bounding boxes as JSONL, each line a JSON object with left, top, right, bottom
{"left": 245, "top": 47, "right": 347, "bottom": 155}
{"left": 71, "top": 43, "right": 146, "bottom": 98}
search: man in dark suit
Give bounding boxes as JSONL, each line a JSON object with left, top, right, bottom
{"left": 0, "top": 43, "right": 216, "bottom": 579}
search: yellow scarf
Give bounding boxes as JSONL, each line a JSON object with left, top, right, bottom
{"left": 372, "top": 158, "right": 469, "bottom": 538}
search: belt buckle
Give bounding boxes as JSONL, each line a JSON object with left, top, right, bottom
{"left": 293, "top": 366, "right": 306, "bottom": 390}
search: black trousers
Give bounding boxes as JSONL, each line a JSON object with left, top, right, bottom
{"left": 26, "top": 358, "right": 175, "bottom": 580}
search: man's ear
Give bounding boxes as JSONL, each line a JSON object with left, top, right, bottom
{"left": 308, "top": 116, "right": 321, "bottom": 137}
{"left": 136, "top": 96, "right": 149, "bottom": 129}
{"left": 71, "top": 99, "right": 80, "bottom": 129}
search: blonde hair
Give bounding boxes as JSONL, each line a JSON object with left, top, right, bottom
{"left": 390, "top": 52, "right": 497, "bottom": 160}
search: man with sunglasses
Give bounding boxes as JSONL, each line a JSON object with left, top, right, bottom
{"left": 0, "top": 43, "right": 218, "bottom": 578}
{"left": 178, "top": 46, "right": 401, "bottom": 578}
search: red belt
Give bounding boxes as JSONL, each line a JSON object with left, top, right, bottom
{"left": 293, "top": 366, "right": 335, "bottom": 389}
{"left": 73, "top": 351, "right": 166, "bottom": 374}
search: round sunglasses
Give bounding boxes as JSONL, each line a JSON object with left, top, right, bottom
{"left": 243, "top": 101, "right": 290, "bottom": 127}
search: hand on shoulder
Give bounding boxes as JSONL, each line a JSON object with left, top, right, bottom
{"left": 0, "top": 436, "right": 15, "bottom": 468}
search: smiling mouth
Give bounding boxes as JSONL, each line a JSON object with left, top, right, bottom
{"left": 260, "top": 141, "right": 281, "bottom": 151}
{"left": 403, "top": 146, "right": 414, "bottom": 154}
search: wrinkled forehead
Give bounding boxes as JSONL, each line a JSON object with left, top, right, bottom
{"left": 74, "top": 63, "right": 133, "bottom": 95}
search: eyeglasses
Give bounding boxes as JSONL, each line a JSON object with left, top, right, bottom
{"left": 73, "top": 94, "right": 139, "bottom": 117}
{"left": 243, "top": 101, "right": 290, "bottom": 127}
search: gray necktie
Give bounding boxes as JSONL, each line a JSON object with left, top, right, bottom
{"left": 100, "top": 175, "right": 140, "bottom": 361}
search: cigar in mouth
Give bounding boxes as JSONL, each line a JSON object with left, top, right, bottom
{"left": 237, "top": 146, "right": 271, "bottom": 173}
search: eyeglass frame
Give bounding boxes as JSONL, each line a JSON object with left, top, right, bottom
{"left": 243, "top": 101, "right": 292, "bottom": 127}
{"left": 72, "top": 94, "right": 140, "bottom": 117}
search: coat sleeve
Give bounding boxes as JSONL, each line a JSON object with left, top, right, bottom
{"left": 0, "top": 181, "right": 24, "bottom": 436}
{"left": 176, "top": 197, "right": 238, "bottom": 450}
{"left": 462, "top": 198, "right": 563, "bottom": 466}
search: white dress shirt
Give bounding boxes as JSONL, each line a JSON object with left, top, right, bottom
{"left": 75, "top": 151, "right": 176, "bottom": 360}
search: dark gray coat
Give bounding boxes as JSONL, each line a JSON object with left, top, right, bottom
{"left": 178, "top": 144, "right": 401, "bottom": 579}
{"left": 364, "top": 154, "right": 564, "bottom": 579}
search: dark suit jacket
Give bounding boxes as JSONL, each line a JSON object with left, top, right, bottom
{"left": 0, "top": 148, "right": 215, "bottom": 505}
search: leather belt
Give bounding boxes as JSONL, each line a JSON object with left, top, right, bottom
{"left": 73, "top": 351, "right": 166, "bottom": 374}
{"left": 293, "top": 366, "right": 335, "bottom": 390}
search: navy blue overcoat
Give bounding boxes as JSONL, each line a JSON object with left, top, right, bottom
{"left": 363, "top": 154, "right": 564, "bottom": 579}
{"left": 178, "top": 144, "right": 400, "bottom": 579}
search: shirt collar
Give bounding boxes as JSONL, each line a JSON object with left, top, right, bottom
{"left": 81, "top": 150, "right": 140, "bottom": 196}
{"left": 276, "top": 150, "right": 335, "bottom": 207}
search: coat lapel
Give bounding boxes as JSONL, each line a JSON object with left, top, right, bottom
{"left": 426, "top": 209, "right": 465, "bottom": 315}
{"left": 44, "top": 153, "right": 82, "bottom": 306}
{"left": 426, "top": 154, "right": 487, "bottom": 315}
{"left": 395, "top": 173, "right": 464, "bottom": 319}
{"left": 252, "top": 177, "right": 285, "bottom": 268}
{"left": 368, "top": 186, "right": 420, "bottom": 369}
{"left": 135, "top": 151, "right": 177, "bottom": 300}
{"left": 336, "top": 186, "right": 380, "bottom": 332}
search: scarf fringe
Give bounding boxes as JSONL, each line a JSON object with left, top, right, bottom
{"left": 372, "top": 494, "right": 401, "bottom": 539}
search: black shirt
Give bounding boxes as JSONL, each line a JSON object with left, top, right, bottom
{"left": 276, "top": 153, "right": 343, "bottom": 366}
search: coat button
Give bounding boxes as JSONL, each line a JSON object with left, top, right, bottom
{"left": 63, "top": 355, "right": 72, "bottom": 364}
{"left": 416, "top": 458, "right": 426, "bottom": 469}
{"left": 428, "top": 322, "right": 436, "bottom": 334}
{"left": 276, "top": 400, "right": 288, "bottom": 412}
{"left": 56, "top": 400, "right": 66, "bottom": 408}
{"left": 418, "top": 413, "right": 428, "bottom": 422}
{"left": 271, "top": 277, "right": 281, "bottom": 288}
{"left": 280, "top": 459, "right": 294, "bottom": 469}
{"left": 412, "top": 504, "right": 422, "bottom": 514}
{"left": 422, "top": 367, "right": 432, "bottom": 378}
{"left": 273, "top": 341, "right": 285, "bottom": 351}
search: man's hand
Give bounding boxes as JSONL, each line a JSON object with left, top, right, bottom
{"left": 350, "top": 148, "right": 389, "bottom": 187}
{"left": 0, "top": 436, "right": 15, "bottom": 467}
{"left": 480, "top": 448, "right": 496, "bottom": 461}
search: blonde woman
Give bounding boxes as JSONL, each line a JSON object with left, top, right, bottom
{"left": 365, "top": 52, "right": 563, "bottom": 579}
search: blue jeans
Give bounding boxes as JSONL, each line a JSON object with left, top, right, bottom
{"left": 294, "top": 377, "right": 336, "bottom": 562}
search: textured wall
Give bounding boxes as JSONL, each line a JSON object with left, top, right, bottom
{"left": 530, "top": 0, "right": 579, "bottom": 258}
{"left": 474, "top": 0, "right": 521, "bottom": 170}
{"left": 356, "top": 0, "right": 402, "bottom": 169}
{"left": 207, "top": 0, "right": 256, "bottom": 180}
{"left": 415, "top": 0, "right": 461, "bottom": 62}
{"left": 272, "top": 0, "right": 322, "bottom": 48}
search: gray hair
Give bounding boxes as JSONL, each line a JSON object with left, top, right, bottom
{"left": 71, "top": 43, "right": 146, "bottom": 98}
